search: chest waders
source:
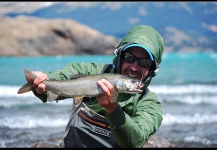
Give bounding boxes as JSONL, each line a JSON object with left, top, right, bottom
{"left": 59, "top": 102, "right": 119, "bottom": 148}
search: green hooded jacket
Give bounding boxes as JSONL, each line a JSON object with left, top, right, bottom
{"left": 33, "top": 25, "right": 164, "bottom": 148}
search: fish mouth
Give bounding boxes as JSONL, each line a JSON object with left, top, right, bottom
{"left": 126, "top": 73, "right": 144, "bottom": 93}
{"left": 130, "top": 85, "right": 143, "bottom": 93}
{"left": 133, "top": 89, "right": 143, "bottom": 92}
{"left": 128, "top": 89, "right": 143, "bottom": 94}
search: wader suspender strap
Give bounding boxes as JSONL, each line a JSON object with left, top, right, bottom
{"left": 59, "top": 102, "right": 83, "bottom": 147}
{"left": 64, "top": 102, "right": 83, "bottom": 132}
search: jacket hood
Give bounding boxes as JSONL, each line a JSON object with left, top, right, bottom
{"left": 113, "top": 25, "right": 164, "bottom": 72}
{"left": 117, "top": 25, "right": 164, "bottom": 65}
{"left": 112, "top": 25, "right": 164, "bottom": 88}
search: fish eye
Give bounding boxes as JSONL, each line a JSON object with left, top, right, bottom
{"left": 132, "top": 80, "right": 137, "bottom": 83}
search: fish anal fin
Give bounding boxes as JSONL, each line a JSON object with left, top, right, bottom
{"left": 73, "top": 96, "right": 84, "bottom": 105}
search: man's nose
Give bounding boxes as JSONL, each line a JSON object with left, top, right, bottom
{"left": 129, "top": 60, "right": 140, "bottom": 71}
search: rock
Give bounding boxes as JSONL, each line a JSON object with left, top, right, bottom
{"left": 143, "top": 135, "right": 172, "bottom": 148}
{"left": 0, "top": 15, "right": 119, "bottom": 56}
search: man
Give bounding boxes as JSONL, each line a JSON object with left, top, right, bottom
{"left": 30, "top": 25, "right": 171, "bottom": 148}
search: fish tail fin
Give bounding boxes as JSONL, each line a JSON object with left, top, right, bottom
{"left": 17, "top": 69, "right": 37, "bottom": 94}
{"left": 17, "top": 82, "right": 32, "bottom": 94}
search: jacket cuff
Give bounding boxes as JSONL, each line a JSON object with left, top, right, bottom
{"left": 32, "top": 89, "right": 47, "bottom": 103}
{"left": 106, "top": 105, "right": 125, "bottom": 129}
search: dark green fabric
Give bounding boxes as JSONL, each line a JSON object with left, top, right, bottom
{"left": 117, "top": 25, "right": 164, "bottom": 64}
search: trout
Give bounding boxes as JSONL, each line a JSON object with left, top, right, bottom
{"left": 17, "top": 69, "right": 144, "bottom": 104}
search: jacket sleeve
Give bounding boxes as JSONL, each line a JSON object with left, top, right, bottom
{"left": 32, "top": 62, "right": 106, "bottom": 102}
{"left": 106, "top": 91, "right": 163, "bottom": 148}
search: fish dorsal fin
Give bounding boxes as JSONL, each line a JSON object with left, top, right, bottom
{"left": 70, "top": 74, "right": 87, "bottom": 80}
{"left": 48, "top": 78, "right": 58, "bottom": 81}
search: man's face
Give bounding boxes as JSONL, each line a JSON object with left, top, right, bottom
{"left": 121, "top": 47, "right": 152, "bottom": 81}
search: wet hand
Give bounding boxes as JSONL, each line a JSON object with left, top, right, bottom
{"left": 32, "top": 71, "right": 48, "bottom": 95}
{"left": 96, "top": 79, "right": 119, "bottom": 113}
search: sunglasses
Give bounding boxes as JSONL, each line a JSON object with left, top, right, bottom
{"left": 124, "top": 52, "right": 153, "bottom": 68}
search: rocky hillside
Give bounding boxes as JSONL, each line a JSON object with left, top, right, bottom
{"left": 0, "top": 16, "right": 118, "bottom": 56}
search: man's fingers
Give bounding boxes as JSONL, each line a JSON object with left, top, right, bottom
{"left": 101, "top": 79, "right": 114, "bottom": 90}
{"left": 32, "top": 72, "right": 48, "bottom": 88}
{"left": 31, "top": 71, "right": 48, "bottom": 93}
{"left": 35, "top": 83, "right": 47, "bottom": 94}
{"left": 97, "top": 79, "right": 117, "bottom": 100}
{"left": 97, "top": 80, "right": 110, "bottom": 96}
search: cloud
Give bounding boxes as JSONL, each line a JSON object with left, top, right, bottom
{"left": 138, "top": 7, "right": 148, "bottom": 16}
{"left": 179, "top": 2, "right": 193, "bottom": 14}
{"left": 202, "top": 22, "right": 217, "bottom": 33}
{"left": 165, "top": 26, "right": 192, "bottom": 45}
{"left": 128, "top": 18, "right": 140, "bottom": 24}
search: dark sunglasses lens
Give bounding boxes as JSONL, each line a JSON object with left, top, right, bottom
{"left": 139, "top": 59, "right": 152, "bottom": 68}
{"left": 124, "top": 52, "right": 152, "bottom": 68}
{"left": 124, "top": 53, "right": 135, "bottom": 63}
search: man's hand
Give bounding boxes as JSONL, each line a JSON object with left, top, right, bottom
{"left": 31, "top": 71, "right": 48, "bottom": 95}
{"left": 96, "top": 79, "right": 119, "bottom": 113}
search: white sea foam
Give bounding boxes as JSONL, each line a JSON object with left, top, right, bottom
{"left": 0, "top": 115, "right": 68, "bottom": 129}
{"left": 162, "top": 113, "right": 217, "bottom": 125}
{"left": 184, "top": 135, "right": 217, "bottom": 145}
{"left": 149, "top": 84, "right": 217, "bottom": 95}
{"left": 0, "top": 112, "right": 216, "bottom": 129}
{"left": 0, "top": 85, "right": 73, "bottom": 107}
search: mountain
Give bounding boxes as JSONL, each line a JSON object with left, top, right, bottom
{"left": 1, "top": 2, "right": 217, "bottom": 53}
{"left": 0, "top": 16, "right": 118, "bottom": 56}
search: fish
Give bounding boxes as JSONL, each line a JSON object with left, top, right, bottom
{"left": 17, "top": 69, "right": 144, "bottom": 104}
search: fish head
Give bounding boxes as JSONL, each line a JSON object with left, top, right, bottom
{"left": 116, "top": 77, "right": 144, "bottom": 94}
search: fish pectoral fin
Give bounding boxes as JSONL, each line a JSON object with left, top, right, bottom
{"left": 73, "top": 96, "right": 84, "bottom": 105}
{"left": 47, "top": 91, "right": 59, "bottom": 102}
{"left": 111, "top": 90, "right": 118, "bottom": 103}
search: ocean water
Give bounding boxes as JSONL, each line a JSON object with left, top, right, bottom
{"left": 0, "top": 52, "right": 217, "bottom": 147}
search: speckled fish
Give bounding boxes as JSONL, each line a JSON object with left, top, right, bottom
{"left": 17, "top": 69, "right": 144, "bottom": 104}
